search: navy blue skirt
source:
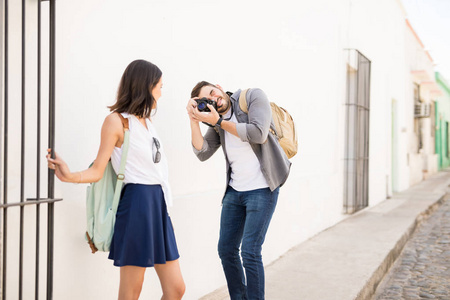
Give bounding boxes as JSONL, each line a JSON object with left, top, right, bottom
{"left": 108, "top": 184, "right": 179, "bottom": 267}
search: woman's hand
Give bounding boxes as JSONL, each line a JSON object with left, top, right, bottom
{"left": 46, "top": 149, "right": 77, "bottom": 183}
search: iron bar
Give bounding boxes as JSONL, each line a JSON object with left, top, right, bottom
{"left": 365, "top": 57, "right": 371, "bottom": 208}
{"left": 357, "top": 53, "right": 363, "bottom": 210}
{"left": 2, "top": 199, "right": 62, "bottom": 208}
{"left": 2, "top": 0, "right": 8, "bottom": 298}
{"left": 343, "top": 157, "right": 370, "bottom": 160}
{"left": 354, "top": 52, "right": 360, "bottom": 211}
{"left": 47, "top": 1, "right": 56, "bottom": 298}
{"left": 0, "top": 199, "right": 62, "bottom": 209}
{"left": 36, "top": 0, "right": 42, "bottom": 298}
{"left": 344, "top": 53, "right": 350, "bottom": 212}
{"left": 19, "top": 0, "right": 27, "bottom": 298}
{"left": 344, "top": 103, "right": 370, "bottom": 110}
{"left": 48, "top": 2, "right": 55, "bottom": 193}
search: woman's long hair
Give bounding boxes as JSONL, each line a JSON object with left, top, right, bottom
{"left": 109, "top": 59, "right": 162, "bottom": 118}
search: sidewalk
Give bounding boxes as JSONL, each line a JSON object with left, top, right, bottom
{"left": 200, "top": 171, "right": 450, "bottom": 300}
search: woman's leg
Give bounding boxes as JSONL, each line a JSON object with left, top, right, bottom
{"left": 118, "top": 266, "right": 146, "bottom": 300}
{"left": 154, "top": 259, "right": 185, "bottom": 300}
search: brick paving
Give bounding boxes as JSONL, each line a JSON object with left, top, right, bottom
{"left": 373, "top": 197, "right": 450, "bottom": 300}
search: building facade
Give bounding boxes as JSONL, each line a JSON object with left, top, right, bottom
{"left": 405, "top": 19, "right": 440, "bottom": 186}
{"left": 0, "top": 0, "right": 447, "bottom": 299}
{"left": 435, "top": 72, "right": 450, "bottom": 170}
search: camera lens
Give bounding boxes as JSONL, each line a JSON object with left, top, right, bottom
{"left": 198, "top": 102, "right": 207, "bottom": 111}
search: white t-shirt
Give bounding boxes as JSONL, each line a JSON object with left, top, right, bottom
{"left": 223, "top": 110, "right": 269, "bottom": 191}
{"left": 111, "top": 113, "right": 173, "bottom": 206}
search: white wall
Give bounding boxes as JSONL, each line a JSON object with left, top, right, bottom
{"left": 1, "top": 0, "right": 417, "bottom": 299}
{"left": 51, "top": 1, "right": 353, "bottom": 299}
{"left": 345, "top": 0, "right": 408, "bottom": 203}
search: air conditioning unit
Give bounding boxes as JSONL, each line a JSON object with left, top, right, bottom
{"left": 414, "top": 103, "right": 431, "bottom": 118}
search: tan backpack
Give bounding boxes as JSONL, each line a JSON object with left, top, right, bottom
{"left": 239, "top": 89, "right": 298, "bottom": 159}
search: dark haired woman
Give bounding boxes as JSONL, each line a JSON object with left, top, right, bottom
{"left": 47, "top": 59, "right": 185, "bottom": 300}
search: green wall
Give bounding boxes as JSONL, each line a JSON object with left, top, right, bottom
{"left": 435, "top": 72, "right": 450, "bottom": 170}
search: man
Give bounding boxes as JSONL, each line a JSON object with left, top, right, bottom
{"left": 186, "top": 81, "right": 291, "bottom": 300}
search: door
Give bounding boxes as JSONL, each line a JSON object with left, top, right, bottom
{"left": 391, "top": 99, "right": 399, "bottom": 192}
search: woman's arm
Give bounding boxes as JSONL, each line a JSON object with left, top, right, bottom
{"left": 47, "top": 113, "right": 123, "bottom": 183}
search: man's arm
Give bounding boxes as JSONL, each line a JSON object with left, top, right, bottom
{"left": 190, "top": 120, "right": 204, "bottom": 151}
{"left": 218, "top": 119, "right": 238, "bottom": 137}
{"left": 235, "top": 88, "right": 272, "bottom": 144}
{"left": 187, "top": 98, "right": 221, "bottom": 161}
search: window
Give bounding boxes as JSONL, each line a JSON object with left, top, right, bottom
{"left": 343, "top": 49, "right": 371, "bottom": 214}
{"left": 413, "top": 83, "right": 422, "bottom": 153}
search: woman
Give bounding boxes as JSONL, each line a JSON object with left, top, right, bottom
{"left": 47, "top": 59, "right": 185, "bottom": 300}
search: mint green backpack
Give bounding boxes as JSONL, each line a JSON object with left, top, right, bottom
{"left": 85, "top": 114, "right": 130, "bottom": 253}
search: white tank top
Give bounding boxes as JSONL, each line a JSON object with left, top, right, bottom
{"left": 111, "top": 112, "right": 173, "bottom": 206}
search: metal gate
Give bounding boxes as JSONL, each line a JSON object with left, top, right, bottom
{"left": 1, "top": 0, "right": 61, "bottom": 299}
{"left": 343, "top": 49, "right": 371, "bottom": 214}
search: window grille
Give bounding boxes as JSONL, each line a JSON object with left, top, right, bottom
{"left": 1, "top": 0, "right": 61, "bottom": 299}
{"left": 343, "top": 49, "right": 371, "bottom": 214}
{"left": 413, "top": 83, "right": 423, "bottom": 152}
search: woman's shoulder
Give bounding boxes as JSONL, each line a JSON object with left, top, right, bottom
{"left": 103, "top": 112, "right": 127, "bottom": 132}
{"left": 105, "top": 111, "right": 122, "bottom": 123}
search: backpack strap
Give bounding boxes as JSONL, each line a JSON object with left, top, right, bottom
{"left": 111, "top": 113, "right": 131, "bottom": 213}
{"left": 117, "top": 113, "right": 129, "bottom": 130}
{"left": 238, "top": 89, "right": 250, "bottom": 113}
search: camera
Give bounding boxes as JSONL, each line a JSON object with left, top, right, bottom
{"left": 195, "top": 98, "right": 217, "bottom": 112}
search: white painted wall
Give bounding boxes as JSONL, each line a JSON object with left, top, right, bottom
{"left": 345, "top": 0, "right": 408, "bottom": 203}
{"left": 1, "top": 0, "right": 429, "bottom": 299}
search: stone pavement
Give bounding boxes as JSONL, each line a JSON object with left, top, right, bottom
{"left": 201, "top": 171, "right": 450, "bottom": 300}
{"left": 373, "top": 194, "right": 450, "bottom": 299}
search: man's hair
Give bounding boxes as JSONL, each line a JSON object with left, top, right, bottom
{"left": 109, "top": 59, "right": 162, "bottom": 118}
{"left": 191, "top": 81, "right": 216, "bottom": 98}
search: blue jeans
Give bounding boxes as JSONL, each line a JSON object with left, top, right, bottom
{"left": 218, "top": 186, "right": 280, "bottom": 300}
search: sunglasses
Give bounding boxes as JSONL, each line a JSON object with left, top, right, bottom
{"left": 153, "top": 137, "right": 161, "bottom": 164}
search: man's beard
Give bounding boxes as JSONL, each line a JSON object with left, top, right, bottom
{"left": 217, "top": 96, "right": 230, "bottom": 114}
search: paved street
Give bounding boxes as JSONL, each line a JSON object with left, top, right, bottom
{"left": 202, "top": 172, "right": 450, "bottom": 300}
{"left": 373, "top": 195, "right": 450, "bottom": 299}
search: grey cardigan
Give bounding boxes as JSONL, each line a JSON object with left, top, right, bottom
{"left": 193, "top": 88, "right": 292, "bottom": 192}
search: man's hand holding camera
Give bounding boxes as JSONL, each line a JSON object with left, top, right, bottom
{"left": 186, "top": 97, "right": 220, "bottom": 126}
